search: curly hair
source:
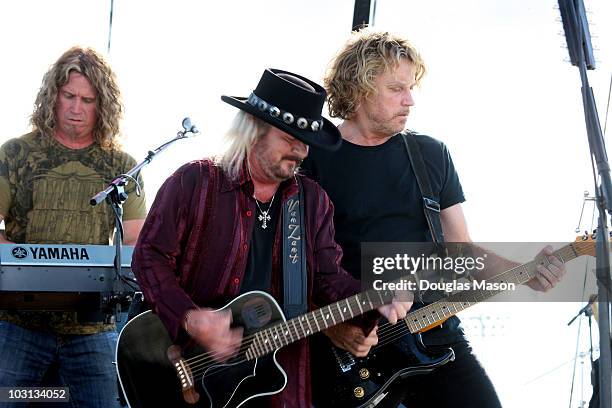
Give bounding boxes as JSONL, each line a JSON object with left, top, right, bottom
{"left": 325, "top": 29, "right": 426, "bottom": 119}
{"left": 31, "top": 46, "right": 124, "bottom": 150}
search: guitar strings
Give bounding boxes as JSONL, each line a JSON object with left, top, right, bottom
{"left": 182, "top": 291, "right": 391, "bottom": 370}
{"left": 183, "top": 311, "right": 332, "bottom": 375}
{"left": 374, "top": 245, "right": 573, "bottom": 340}
{"left": 181, "top": 290, "right": 397, "bottom": 370}
{"left": 177, "top": 245, "right": 584, "bottom": 382}
{"left": 186, "top": 309, "right": 329, "bottom": 378}
{"left": 337, "top": 244, "right": 584, "bottom": 360}
{"left": 182, "top": 284, "right": 508, "bottom": 377}
{"left": 184, "top": 320, "right": 414, "bottom": 383}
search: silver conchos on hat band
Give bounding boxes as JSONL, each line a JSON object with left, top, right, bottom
{"left": 269, "top": 106, "right": 280, "bottom": 117}
{"left": 246, "top": 92, "right": 322, "bottom": 132}
{"left": 282, "top": 112, "right": 294, "bottom": 124}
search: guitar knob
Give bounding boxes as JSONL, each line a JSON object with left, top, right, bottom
{"left": 359, "top": 368, "right": 370, "bottom": 379}
{"left": 354, "top": 387, "right": 365, "bottom": 399}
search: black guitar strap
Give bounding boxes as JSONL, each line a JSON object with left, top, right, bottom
{"left": 401, "top": 131, "right": 446, "bottom": 253}
{"left": 282, "top": 178, "right": 307, "bottom": 319}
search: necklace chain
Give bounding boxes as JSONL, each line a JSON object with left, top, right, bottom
{"left": 254, "top": 194, "right": 275, "bottom": 229}
{"left": 247, "top": 163, "right": 277, "bottom": 229}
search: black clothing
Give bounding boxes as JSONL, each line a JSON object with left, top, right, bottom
{"left": 241, "top": 197, "right": 280, "bottom": 408}
{"left": 301, "top": 132, "right": 466, "bottom": 345}
{"left": 241, "top": 197, "right": 281, "bottom": 293}
{"left": 302, "top": 132, "right": 502, "bottom": 407}
{"left": 375, "top": 341, "right": 502, "bottom": 408}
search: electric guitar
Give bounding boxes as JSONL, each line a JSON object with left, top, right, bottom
{"left": 312, "top": 235, "right": 599, "bottom": 408}
{"left": 116, "top": 288, "right": 397, "bottom": 407}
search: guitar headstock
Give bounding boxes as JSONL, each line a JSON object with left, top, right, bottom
{"left": 574, "top": 230, "right": 612, "bottom": 256}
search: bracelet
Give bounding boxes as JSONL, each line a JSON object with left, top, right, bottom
{"left": 184, "top": 309, "right": 197, "bottom": 336}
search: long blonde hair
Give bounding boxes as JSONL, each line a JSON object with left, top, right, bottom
{"left": 325, "top": 29, "right": 426, "bottom": 119}
{"left": 31, "top": 46, "right": 124, "bottom": 150}
{"left": 218, "top": 111, "right": 270, "bottom": 180}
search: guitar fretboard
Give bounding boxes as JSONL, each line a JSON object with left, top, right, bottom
{"left": 404, "top": 242, "right": 589, "bottom": 333}
{"left": 245, "top": 289, "right": 392, "bottom": 360}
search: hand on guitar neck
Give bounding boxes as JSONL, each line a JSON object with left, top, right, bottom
{"left": 525, "top": 245, "right": 566, "bottom": 292}
{"left": 183, "top": 308, "right": 244, "bottom": 362}
{"left": 325, "top": 292, "right": 414, "bottom": 357}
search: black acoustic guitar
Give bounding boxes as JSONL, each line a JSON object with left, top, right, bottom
{"left": 312, "top": 236, "right": 598, "bottom": 407}
{"left": 116, "top": 289, "right": 394, "bottom": 408}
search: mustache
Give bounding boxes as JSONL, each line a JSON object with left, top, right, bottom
{"left": 283, "top": 155, "right": 304, "bottom": 166}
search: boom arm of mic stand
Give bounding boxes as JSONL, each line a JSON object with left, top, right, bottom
{"left": 90, "top": 132, "right": 192, "bottom": 207}
{"left": 88, "top": 121, "right": 198, "bottom": 322}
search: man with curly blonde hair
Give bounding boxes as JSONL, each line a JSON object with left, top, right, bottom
{"left": 302, "top": 29, "right": 565, "bottom": 408}
{"left": 0, "top": 47, "right": 146, "bottom": 407}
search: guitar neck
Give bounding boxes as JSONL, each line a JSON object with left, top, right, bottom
{"left": 404, "top": 241, "right": 588, "bottom": 334}
{"left": 245, "top": 289, "right": 392, "bottom": 360}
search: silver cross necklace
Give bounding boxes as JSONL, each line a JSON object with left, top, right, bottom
{"left": 248, "top": 164, "right": 276, "bottom": 229}
{"left": 254, "top": 193, "right": 276, "bottom": 229}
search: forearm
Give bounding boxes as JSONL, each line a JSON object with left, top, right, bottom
{"left": 122, "top": 218, "right": 145, "bottom": 245}
{"left": 0, "top": 215, "right": 13, "bottom": 243}
{"left": 450, "top": 243, "right": 519, "bottom": 280}
{"left": 132, "top": 241, "right": 197, "bottom": 341}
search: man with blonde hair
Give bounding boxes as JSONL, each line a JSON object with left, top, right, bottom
{"left": 130, "top": 68, "right": 411, "bottom": 408}
{"left": 302, "top": 29, "right": 565, "bottom": 407}
{"left": 0, "top": 47, "right": 146, "bottom": 407}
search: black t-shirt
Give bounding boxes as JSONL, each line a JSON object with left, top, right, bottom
{"left": 240, "top": 197, "right": 281, "bottom": 408}
{"left": 301, "top": 132, "right": 466, "bottom": 345}
{"left": 241, "top": 196, "right": 281, "bottom": 294}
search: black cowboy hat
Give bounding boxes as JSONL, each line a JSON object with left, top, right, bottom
{"left": 221, "top": 68, "right": 341, "bottom": 151}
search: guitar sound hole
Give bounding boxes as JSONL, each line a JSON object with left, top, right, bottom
{"left": 242, "top": 297, "right": 273, "bottom": 328}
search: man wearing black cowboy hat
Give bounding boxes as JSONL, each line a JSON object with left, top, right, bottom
{"left": 131, "top": 68, "right": 411, "bottom": 408}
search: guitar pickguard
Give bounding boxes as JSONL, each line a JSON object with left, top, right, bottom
{"left": 311, "top": 332, "right": 454, "bottom": 408}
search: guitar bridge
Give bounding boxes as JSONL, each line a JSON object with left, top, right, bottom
{"left": 167, "top": 344, "right": 199, "bottom": 404}
{"left": 332, "top": 346, "right": 356, "bottom": 373}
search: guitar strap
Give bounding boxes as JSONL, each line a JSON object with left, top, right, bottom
{"left": 401, "top": 131, "right": 456, "bottom": 306}
{"left": 282, "top": 177, "right": 308, "bottom": 319}
{"left": 401, "top": 130, "right": 446, "bottom": 253}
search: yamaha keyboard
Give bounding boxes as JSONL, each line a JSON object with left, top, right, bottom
{"left": 0, "top": 244, "right": 138, "bottom": 312}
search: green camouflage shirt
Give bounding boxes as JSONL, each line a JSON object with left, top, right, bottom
{"left": 0, "top": 131, "right": 146, "bottom": 334}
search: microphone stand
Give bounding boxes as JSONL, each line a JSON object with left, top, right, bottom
{"left": 90, "top": 118, "right": 199, "bottom": 320}
{"left": 568, "top": 299, "right": 597, "bottom": 368}
{"left": 559, "top": 1, "right": 612, "bottom": 407}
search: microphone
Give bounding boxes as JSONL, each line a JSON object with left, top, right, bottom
{"left": 567, "top": 294, "right": 598, "bottom": 325}
{"left": 181, "top": 117, "right": 199, "bottom": 135}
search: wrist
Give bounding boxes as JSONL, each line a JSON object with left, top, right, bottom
{"left": 183, "top": 308, "right": 198, "bottom": 335}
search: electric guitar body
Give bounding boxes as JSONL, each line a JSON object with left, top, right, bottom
{"left": 311, "top": 329, "right": 454, "bottom": 408}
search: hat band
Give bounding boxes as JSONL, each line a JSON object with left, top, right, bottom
{"left": 247, "top": 93, "right": 323, "bottom": 132}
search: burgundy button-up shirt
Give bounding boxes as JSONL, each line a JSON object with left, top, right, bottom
{"left": 132, "top": 159, "right": 370, "bottom": 408}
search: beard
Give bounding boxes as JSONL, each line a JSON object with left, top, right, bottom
{"left": 252, "top": 139, "right": 302, "bottom": 182}
{"left": 367, "top": 110, "right": 408, "bottom": 136}
{"left": 270, "top": 155, "right": 304, "bottom": 180}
